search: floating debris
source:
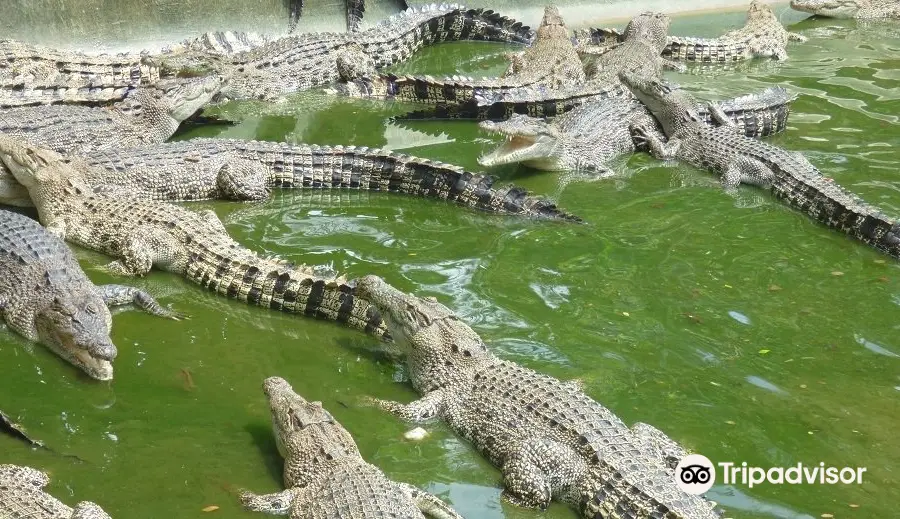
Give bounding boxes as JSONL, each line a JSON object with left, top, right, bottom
{"left": 728, "top": 310, "right": 751, "bottom": 325}
{"left": 201, "top": 505, "right": 220, "bottom": 512}
{"left": 403, "top": 427, "right": 428, "bottom": 441}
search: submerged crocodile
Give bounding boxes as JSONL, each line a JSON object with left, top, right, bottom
{"left": 240, "top": 376, "right": 465, "bottom": 518}
{"left": 620, "top": 71, "right": 900, "bottom": 260}
{"left": 0, "top": 138, "right": 580, "bottom": 220}
{"left": 386, "top": 11, "right": 678, "bottom": 121}
{"left": 0, "top": 465, "right": 111, "bottom": 519}
{"left": 478, "top": 86, "right": 796, "bottom": 173}
{"left": 574, "top": 1, "right": 807, "bottom": 62}
{"left": 333, "top": 4, "right": 584, "bottom": 103}
{"left": 0, "top": 137, "right": 395, "bottom": 340}
{"left": 159, "top": 4, "right": 535, "bottom": 100}
{"left": 0, "top": 208, "right": 181, "bottom": 381}
{"left": 791, "top": 0, "right": 900, "bottom": 18}
{"left": 354, "top": 275, "right": 719, "bottom": 517}
{"left": 0, "top": 75, "right": 223, "bottom": 158}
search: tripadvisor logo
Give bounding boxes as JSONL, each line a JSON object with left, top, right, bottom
{"left": 674, "top": 455, "right": 867, "bottom": 495}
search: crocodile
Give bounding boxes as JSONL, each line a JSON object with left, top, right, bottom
{"left": 239, "top": 376, "right": 465, "bottom": 518}
{"left": 158, "top": 5, "right": 535, "bottom": 101}
{"left": 620, "top": 70, "right": 900, "bottom": 260}
{"left": 332, "top": 4, "right": 584, "bottom": 103}
{"left": 478, "top": 86, "right": 796, "bottom": 173}
{"left": 0, "top": 75, "right": 223, "bottom": 158}
{"left": 791, "top": 0, "right": 900, "bottom": 18}
{"left": 0, "top": 208, "right": 182, "bottom": 380}
{"left": 573, "top": 1, "right": 807, "bottom": 63}
{"left": 383, "top": 11, "right": 678, "bottom": 121}
{"left": 288, "top": 0, "right": 393, "bottom": 32}
{"left": 0, "top": 138, "right": 581, "bottom": 221}
{"left": 0, "top": 465, "right": 111, "bottom": 519}
{"left": 353, "top": 274, "right": 719, "bottom": 517}
{"left": 0, "top": 137, "right": 398, "bottom": 340}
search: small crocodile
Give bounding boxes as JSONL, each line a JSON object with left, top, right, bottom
{"left": 0, "top": 137, "right": 395, "bottom": 339}
{"left": 391, "top": 11, "right": 678, "bottom": 121}
{"left": 240, "top": 376, "right": 465, "bottom": 518}
{"left": 791, "top": 0, "right": 900, "bottom": 18}
{"left": 354, "top": 275, "right": 719, "bottom": 517}
{"left": 0, "top": 138, "right": 581, "bottom": 220}
{"left": 478, "top": 86, "right": 796, "bottom": 173}
{"left": 0, "top": 208, "right": 181, "bottom": 381}
{"left": 574, "top": 1, "right": 807, "bottom": 62}
{"left": 620, "top": 70, "right": 900, "bottom": 260}
{"left": 0, "top": 465, "right": 111, "bottom": 519}
{"left": 159, "top": 4, "right": 535, "bottom": 101}
{"left": 332, "top": 4, "right": 584, "bottom": 103}
{"left": 0, "top": 75, "right": 223, "bottom": 157}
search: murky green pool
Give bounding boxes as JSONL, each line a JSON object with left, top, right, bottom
{"left": 2, "top": 4, "right": 899, "bottom": 519}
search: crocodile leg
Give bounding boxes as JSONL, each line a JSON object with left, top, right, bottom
{"left": 500, "top": 437, "right": 587, "bottom": 509}
{"left": 364, "top": 389, "right": 447, "bottom": 422}
{"left": 706, "top": 101, "right": 739, "bottom": 129}
{"left": 240, "top": 488, "right": 297, "bottom": 515}
{"left": 630, "top": 125, "right": 681, "bottom": 160}
{"left": 0, "top": 299, "right": 38, "bottom": 341}
{"left": 95, "top": 284, "right": 186, "bottom": 320}
{"left": 396, "top": 482, "right": 466, "bottom": 519}
{"left": 105, "top": 227, "right": 184, "bottom": 277}
{"left": 722, "top": 155, "right": 775, "bottom": 188}
{"left": 631, "top": 422, "right": 688, "bottom": 470}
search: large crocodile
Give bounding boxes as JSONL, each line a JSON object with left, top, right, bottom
{"left": 0, "top": 136, "right": 394, "bottom": 339}
{"left": 0, "top": 208, "right": 181, "bottom": 381}
{"left": 478, "top": 86, "right": 796, "bottom": 173}
{"left": 332, "top": 4, "right": 584, "bottom": 103}
{"left": 574, "top": 1, "right": 807, "bottom": 63}
{"left": 0, "top": 465, "right": 111, "bottom": 519}
{"left": 240, "top": 376, "right": 465, "bottom": 518}
{"left": 0, "top": 75, "right": 223, "bottom": 157}
{"left": 353, "top": 274, "right": 719, "bottom": 517}
{"left": 0, "top": 138, "right": 581, "bottom": 220}
{"left": 791, "top": 0, "right": 900, "bottom": 18}
{"left": 158, "top": 4, "right": 535, "bottom": 101}
{"left": 382, "top": 11, "right": 677, "bottom": 121}
{"left": 620, "top": 71, "right": 900, "bottom": 260}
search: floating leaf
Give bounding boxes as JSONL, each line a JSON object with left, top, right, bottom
{"left": 768, "top": 284, "right": 782, "bottom": 292}
{"left": 831, "top": 271, "right": 844, "bottom": 276}
{"left": 724, "top": 284, "right": 733, "bottom": 288}
{"left": 202, "top": 506, "right": 219, "bottom": 512}
{"left": 758, "top": 349, "right": 770, "bottom": 355}
{"left": 622, "top": 311, "right": 630, "bottom": 317}
{"left": 800, "top": 384, "right": 807, "bottom": 389}
{"left": 725, "top": 420, "right": 736, "bottom": 425}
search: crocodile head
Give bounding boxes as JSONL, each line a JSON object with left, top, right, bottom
{"left": 128, "top": 75, "right": 225, "bottom": 127}
{"left": 354, "top": 275, "right": 492, "bottom": 393}
{"left": 790, "top": 0, "right": 868, "bottom": 18}
{"left": 477, "top": 114, "right": 565, "bottom": 170}
{"left": 262, "top": 376, "right": 360, "bottom": 487}
{"left": 71, "top": 502, "right": 112, "bottom": 519}
{"left": 622, "top": 11, "right": 671, "bottom": 50}
{"left": 35, "top": 291, "right": 117, "bottom": 381}
{"left": 619, "top": 71, "right": 702, "bottom": 136}
{"left": 535, "top": 5, "right": 569, "bottom": 40}
{"left": 0, "top": 135, "right": 68, "bottom": 189}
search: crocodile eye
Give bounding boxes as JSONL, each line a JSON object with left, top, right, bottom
{"left": 86, "top": 304, "right": 99, "bottom": 314}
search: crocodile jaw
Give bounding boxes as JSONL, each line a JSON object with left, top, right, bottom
{"left": 790, "top": 0, "right": 863, "bottom": 18}
{"left": 478, "top": 119, "right": 564, "bottom": 170}
{"left": 167, "top": 75, "right": 226, "bottom": 122}
{"left": 35, "top": 292, "right": 117, "bottom": 381}
{"left": 37, "top": 323, "right": 115, "bottom": 381}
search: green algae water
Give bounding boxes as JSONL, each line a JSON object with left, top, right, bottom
{"left": 2, "top": 3, "right": 900, "bottom": 518}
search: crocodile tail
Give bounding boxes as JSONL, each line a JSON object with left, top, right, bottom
{"left": 0, "top": 84, "right": 135, "bottom": 109}
{"left": 267, "top": 144, "right": 581, "bottom": 221}
{"left": 330, "top": 73, "right": 510, "bottom": 105}
{"left": 663, "top": 37, "right": 748, "bottom": 63}
{"left": 187, "top": 257, "right": 390, "bottom": 339}
{"left": 394, "top": 92, "right": 590, "bottom": 121}
{"left": 447, "top": 8, "right": 535, "bottom": 45}
{"left": 711, "top": 86, "right": 796, "bottom": 138}
{"left": 769, "top": 174, "right": 900, "bottom": 259}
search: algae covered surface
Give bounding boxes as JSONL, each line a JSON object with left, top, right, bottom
{"left": 1, "top": 4, "right": 899, "bottom": 519}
